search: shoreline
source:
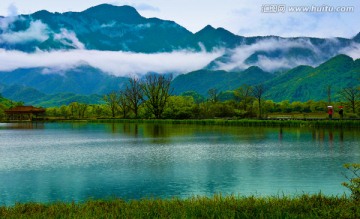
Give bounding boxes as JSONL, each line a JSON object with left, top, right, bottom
{"left": 2, "top": 118, "right": 360, "bottom": 128}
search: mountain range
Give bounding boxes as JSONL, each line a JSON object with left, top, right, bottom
{"left": 0, "top": 4, "right": 359, "bottom": 106}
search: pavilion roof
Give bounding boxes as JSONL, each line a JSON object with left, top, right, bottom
{"left": 5, "top": 106, "right": 46, "bottom": 114}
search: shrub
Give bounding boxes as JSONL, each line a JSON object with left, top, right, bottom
{"left": 342, "top": 163, "right": 360, "bottom": 201}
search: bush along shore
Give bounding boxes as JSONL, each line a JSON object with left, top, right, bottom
{"left": 43, "top": 118, "right": 360, "bottom": 128}
{"left": 0, "top": 194, "right": 359, "bottom": 219}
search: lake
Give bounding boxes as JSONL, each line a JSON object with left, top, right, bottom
{"left": 0, "top": 122, "right": 359, "bottom": 205}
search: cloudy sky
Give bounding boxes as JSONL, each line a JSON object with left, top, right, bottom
{"left": 0, "top": 0, "right": 359, "bottom": 38}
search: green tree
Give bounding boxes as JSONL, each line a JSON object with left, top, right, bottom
{"left": 181, "top": 91, "right": 205, "bottom": 103}
{"left": 234, "top": 84, "right": 253, "bottom": 112}
{"left": 141, "top": 74, "right": 173, "bottom": 119}
{"left": 338, "top": 87, "right": 360, "bottom": 113}
{"left": 104, "top": 91, "right": 120, "bottom": 118}
{"left": 291, "top": 101, "right": 304, "bottom": 112}
{"left": 78, "top": 103, "right": 88, "bottom": 118}
{"left": 342, "top": 163, "right": 360, "bottom": 201}
{"left": 0, "top": 104, "right": 5, "bottom": 120}
{"left": 69, "top": 102, "right": 79, "bottom": 118}
{"left": 59, "top": 105, "right": 69, "bottom": 119}
{"left": 163, "top": 96, "right": 195, "bottom": 119}
{"left": 207, "top": 88, "right": 219, "bottom": 103}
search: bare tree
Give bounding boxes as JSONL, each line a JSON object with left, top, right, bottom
{"left": 339, "top": 87, "right": 360, "bottom": 113}
{"left": 207, "top": 88, "right": 219, "bottom": 103}
{"left": 141, "top": 74, "right": 173, "bottom": 119}
{"left": 103, "top": 91, "right": 120, "bottom": 118}
{"left": 234, "top": 84, "right": 253, "bottom": 111}
{"left": 252, "top": 84, "right": 265, "bottom": 118}
{"left": 124, "top": 77, "right": 143, "bottom": 118}
{"left": 118, "top": 91, "right": 129, "bottom": 119}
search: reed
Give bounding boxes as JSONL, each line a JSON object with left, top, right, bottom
{"left": 1, "top": 194, "right": 358, "bottom": 218}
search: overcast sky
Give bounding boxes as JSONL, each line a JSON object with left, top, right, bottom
{"left": 0, "top": 0, "right": 359, "bottom": 38}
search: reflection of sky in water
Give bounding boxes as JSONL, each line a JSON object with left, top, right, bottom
{"left": 0, "top": 122, "right": 359, "bottom": 205}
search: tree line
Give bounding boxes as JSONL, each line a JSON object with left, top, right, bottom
{"left": 1, "top": 75, "right": 360, "bottom": 120}
{"left": 44, "top": 75, "right": 360, "bottom": 120}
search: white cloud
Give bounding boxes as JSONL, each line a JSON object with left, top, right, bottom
{"left": 0, "top": 20, "right": 49, "bottom": 44}
{"left": 340, "top": 43, "right": 360, "bottom": 59}
{"left": 132, "top": 3, "right": 159, "bottom": 12}
{"left": 212, "top": 38, "right": 322, "bottom": 72}
{"left": 0, "top": 4, "right": 19, "bottom": 31}
{"left": 54, "top": 28, "right": 85, "bottom": 49}
{"left": 0, "top": 49, "right": 223, "bottom": 76}
{"left": 7, "top": 3, "right": 18, "bottom": 16}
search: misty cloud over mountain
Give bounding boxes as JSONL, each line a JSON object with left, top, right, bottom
{"left": 0, "top": 3, "right": 359, "bottom": 76}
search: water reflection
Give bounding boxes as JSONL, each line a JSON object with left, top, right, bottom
{"left": 0, "top": 122, "right": 359, "bottom": 205}
{"left": 0, "top": 122, "right": 44, "bottom": 130}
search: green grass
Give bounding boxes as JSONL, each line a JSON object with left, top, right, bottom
{"left": 84, "top": 118, "right": 360, "bottom": 128}
{"left": 5, "top": 118, "right": 360, "bottom": 128}
{"left": 1, "top": 194, "right": 359, "bottom": 218}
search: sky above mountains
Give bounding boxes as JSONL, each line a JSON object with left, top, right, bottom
{"left": 1, "top": 0, "right": 359, "bottom": 38}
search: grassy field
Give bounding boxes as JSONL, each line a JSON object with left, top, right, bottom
{"left": 1, "top": 194, "right": 359, "bottom": 219}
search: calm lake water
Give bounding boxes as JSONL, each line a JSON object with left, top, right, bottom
{"left": 0, "top": 122, "right": 359, "bottom": 205}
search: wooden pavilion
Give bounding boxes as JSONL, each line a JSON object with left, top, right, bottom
{"left": 5, "top": 106, "right": 46, "bottom": 121}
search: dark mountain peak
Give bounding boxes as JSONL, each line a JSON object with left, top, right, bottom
{"left": 194, "top": 25, "right": 244, "bottom": 50}
{"left": 216, "top": 27, "right": 236, "bottom": 36}
{"left": 244, "top": 66, "right": 264, "bottom": 72}
{"left": 353, "top": 32, "right": 360, "bottom": 42}
{"left": 83, "top": 4, "right": 136, "bottom": 14}
{"left": 82, "top": 4, "right": 144, "bottom": 23}
{"left": 197, "top": 25, "right": 216, "bottom": 34}
{"left": 195, "top": 24, "right": 240, "bottom": 40}
{"left": 242, "top": 66, "right": 270, "bottom": 76}
{"left": 31, "top": 10, "right": 52, "bottom": 18}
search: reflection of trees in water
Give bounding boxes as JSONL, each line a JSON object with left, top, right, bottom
{"left": 122, "top": 123, "right": 139, "bottom": 137}
{"left": 340, "top": 128, "right": 344, "bottom": 142}
{"left": 144, "top": 124, "right": 170, "bottom": 144}
{"left": 3, "top": 122, "right": 45, "bottom": 130}
{"left": 310, "top": 128, "right": 351, "bottom": 146}
{"left": 279, "top": 127, "right": 283, "bottom": 142}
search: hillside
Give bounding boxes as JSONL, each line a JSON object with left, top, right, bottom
{"left": 0, "top": 4, "right": 359, "bottom": 105}
{"left": 0, "top": 83, "right": 104, "bottom": 107}
{"left": 0, "top": 93, "right": 13, "bottom": 108}
{"left": 172, "top": 66, "right": 274, "bottom": 96}
{"left": 0, "top": 55, "right": 358, "bottom": 106}
{"left": 0, "top": 65, "right": 129, "bottom": 95}
{"left": 265, "top": 55, "right": 360, "bottom": 102}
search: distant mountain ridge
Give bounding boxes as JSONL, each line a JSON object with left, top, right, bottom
{"left": 0, "top": 4, "right": 359, "bottom": 106}
{"left": 0, "top": 4, "right": 358, "bottom": 70}
{"left": 0, "top": 65, "right": 128, "bottom": 95}
{"left": 0, "top": 54, "right": 358, "bottom": 106}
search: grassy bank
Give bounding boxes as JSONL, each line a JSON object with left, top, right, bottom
{"left": 1, "top": 194, "right": 359, "bottom": 218}
{"left": 85, "top": 118, "right": 360, "bottom": 128}
{"left": 3, "top": 118, "right": 360, "bottom": 128}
